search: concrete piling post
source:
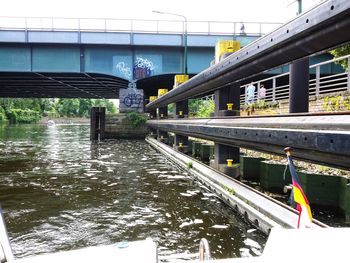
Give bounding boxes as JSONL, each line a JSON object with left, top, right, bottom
{"left": 157, "top": 130, "right": 168, "bottom": 144}
{"left": 175, "top": 100, "right": 188, "bottom": 118}
{"left": 289, "top": 58, "right": 310, "bottom": 113}
{"left": 158, "top": 107, "right": 168, "bottom": 119}
{"left": 213, "top": 83, "right": 240, "bottom": 178}
{"left": 174, "top": 134, "right": 189, "bottom": 153}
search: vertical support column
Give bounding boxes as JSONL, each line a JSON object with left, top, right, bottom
{"left": 212, "top": 84, "right": 240, "bottom": 179}
{"left": 272, "top": 78, "right": 276, "bottom": 102}
{"left": 315, "top": 65, "right": 320, "bottom": 96}
{"left": 174, "top": 134, "right": 189, "bottom": 153}
{"left": 347, "top": 56, "right": 350, "bottom": 92}
{"left": 148, "top": 127, "right": 157, "bottom": 138}
{"left": 157, "top": 130, "right": 168, "bottom": 144}
{"left": 175, "top": 100, "right": 188, "bottom": 118}
{"left": 90, "top": 107, "right": 105, "bottom": 141}
{"left": 174, "top": 99, "right": 189, "bottom": 153}
{"left": 214, "top": 83, "right": 240, "bottom": 116}
{"left": 158, "top": 107, "right": 168, "bottom": 119}
{"left": 149, "top": 109, "right": 157, "bottom": 119}
{"left": 289, "top": 58, "right": 310, "bottom": 113}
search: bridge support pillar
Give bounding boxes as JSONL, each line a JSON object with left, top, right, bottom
{"left": 158, "top": 107, "right": 168, "bottom": 119}
{"left": 90, "top": 107, "right": 105, "bottom": 141}
{"left": 175, "top": 100, "right": 188, "bottom": 118}
{"left": 289, "top": 58, "right": 309, "bottom": 113}
{"left": 213, "top": 83, "right": 240, "bottom": 178}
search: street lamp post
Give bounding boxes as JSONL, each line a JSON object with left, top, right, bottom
{"left": 152, "top": 10, "right": 188, "bottom": 75}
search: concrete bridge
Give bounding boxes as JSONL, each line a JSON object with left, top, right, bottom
{"left": 0, "top": 17, "right": 268, "bottom": 99}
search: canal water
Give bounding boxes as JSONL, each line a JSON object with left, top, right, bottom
{"left": 0, "top": 124, "right": 266, "bottom": 260}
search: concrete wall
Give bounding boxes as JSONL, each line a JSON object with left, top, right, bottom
{"left": 103, "top": 113, "right": 148, "bottom": 139}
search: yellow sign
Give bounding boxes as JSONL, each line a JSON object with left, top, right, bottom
{"left": 215, "top": 40, "right": 240, "bottom": 63}
{"left": 227, "top": 103, "right": 233, "bottom": 111}
{"left": 174, "top": 75, "right": 189, "bottom": 88}
{"left": 158, "top": 89, "right": 168, "bottom": 97}
{"left": 149, "top": 96, "right": 157, "bottom": 102}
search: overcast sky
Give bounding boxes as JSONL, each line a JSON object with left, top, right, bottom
{"left": 1, "top": 0, "right": 324, "bottom": 23}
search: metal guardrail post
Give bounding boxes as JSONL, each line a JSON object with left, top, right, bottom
{"left": 272, "top": 78, "right": 276, "bottom": 102}
{"left": 348, "top": 56, "right": 350, "bottom": 92}
{"left": 316, "top": 65, "right": 320, "bottom": 96}
{"left": 104, "top": 19, "right": 107, "bottom": 32}
{"left": 259, "top": 23, "right": 262, "bottom": 35}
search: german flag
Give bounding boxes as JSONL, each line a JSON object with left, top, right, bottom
{"left": 284, "top": 147, "right": 313, "bottom": 228}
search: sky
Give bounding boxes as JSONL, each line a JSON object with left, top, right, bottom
{"left": 1, "top": 0, "right": 324, "bottom": 24}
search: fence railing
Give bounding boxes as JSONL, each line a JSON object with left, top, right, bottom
{"left": 0, "top": 16, "right": 282, "bottom": 36}
{"left": 240, "top": 54, "right": 350, "bottom": 105}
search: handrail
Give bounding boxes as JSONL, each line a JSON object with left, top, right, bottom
{"left": 0, "top": 16, "right": 282, "bottom": 36}
{"left": 240, "top": 54, "right": 350, "bottom": 105}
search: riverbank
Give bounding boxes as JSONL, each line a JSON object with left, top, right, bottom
{"left": 38, "top": 117, "right": 90, "bottom": 124}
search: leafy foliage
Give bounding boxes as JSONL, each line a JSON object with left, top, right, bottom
{"left": 189, "top": 99, "right": 215, "bottom": 117}
{"left": 0, "top": 98, "right": 117, "bottom": 124}
{"left": 6, "top": 109, "right": 41, "bottom": 124}
{"left": 322, "top": 95, "right": 350, "bottom": 112}
{"left": 127, "top": 112, "right": 147, "bottom": 128}
{"left": 329, "top": 44, "right": 350, "bottom": 70}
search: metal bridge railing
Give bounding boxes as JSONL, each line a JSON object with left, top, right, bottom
{"left": 240, "top": 54, "right": 350, "bottom": 105}
{"left": 0, "top": 16, "right": 281, "bottom": 36}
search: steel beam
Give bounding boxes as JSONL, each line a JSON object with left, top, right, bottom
{"left": 147, "top": 114, "right": 350, "bottom": 169}
{"left": 146, "top": 0, "right": 350, "bottom": 110}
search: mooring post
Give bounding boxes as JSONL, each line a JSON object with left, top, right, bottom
{"left": 90, "top": 107, "right": 106, "bottom": 141}
{"left": 149, "top": 127, "right": 157, "bottom": 138}
{"left": 158, "top": 107, "right": 168, "bottom": 119}
{"left": 174, "top": 134, "right": 189, "bottom": 153}
{"left": 174, "top": 99, "right": 189, "bottom": 152}
{"left": 148, "top": 95, "right": 158, "bottom": 119}
{"left": 175, "top": 100, "right": 188, "bottom": 118}
{"left": 149, "top": 109, "right": 157, "bottom": 119}
{"left": 213, "top": 83, "right": 240, "bottom": 178}
{"left": 157, "top": 130, "right": 168, "bottom": 144}
{"left": 289, "top": 58, "right": 310, "bottom": 113}
{"left": 214, "top": 83, "right": 240, "bottom": 116}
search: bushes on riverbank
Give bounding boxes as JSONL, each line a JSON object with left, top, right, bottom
{"left": 6, "top": 109, "right": 41, "bottom": 124}
{"left": 0, "top": 98, "right": 116, "bottom": 124}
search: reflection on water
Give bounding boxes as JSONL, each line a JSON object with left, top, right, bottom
{"left": 0, "top": 124, "right": 266, "bottom": 259}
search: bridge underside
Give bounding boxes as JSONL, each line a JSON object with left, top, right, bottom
{"left": 0, "top": 72, "right": 129, "bottom": 99}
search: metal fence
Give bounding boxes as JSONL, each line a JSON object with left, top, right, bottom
{"left": 0, "top": 16, "right": 281, "bottom": 36}
{"left": 240, "top": 54, "right": 350, "bottom": 105}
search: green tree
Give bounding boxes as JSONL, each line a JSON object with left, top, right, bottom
{"left": 189, "top": 98, "right": 215, "bottom": 117}
{"left": 56, "top": 99, "right": 80, "bottom": 117}
{"left": 330, "top": 44, "right": 350, "bottom": 70}
{"left": 92, "top": 99, "right": 116, "bottom": 114}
